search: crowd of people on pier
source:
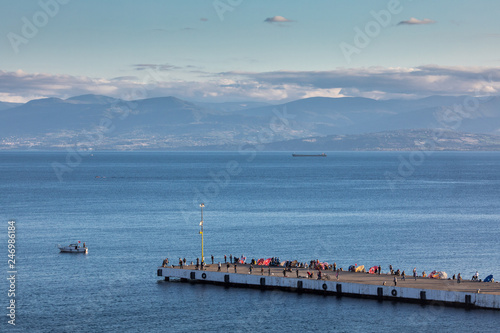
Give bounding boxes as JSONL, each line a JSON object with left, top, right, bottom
{"left": 161, "top": 255, "right": 493, "bottom": 283}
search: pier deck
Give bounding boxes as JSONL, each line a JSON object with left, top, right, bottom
{"left": 157, "top": 264, "right": 500, "bottom": 310}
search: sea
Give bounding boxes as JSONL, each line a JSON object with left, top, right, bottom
{"left": 0, "top": 151, "right": 499, "bottom": 332}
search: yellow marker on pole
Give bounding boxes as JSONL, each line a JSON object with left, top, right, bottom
{"left": 199, "top": 203, "right": 204, "bottom": 265}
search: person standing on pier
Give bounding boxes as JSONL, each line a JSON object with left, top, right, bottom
{"left": 234, "top": 264, "right": 237, "bottom": 273}
{"left": 211, "top": 255, "right": 214, "bottom": 264}
{"left": 224, "top": 255, "right": 227, "bottom": 263}
{"left": 249, "top": 265, "right": 253, "bottom": 274}
{"left": 218, "top": 262, "right": 221, "bottom": 272}
{"left": 283, "top": 268, "right": 286, "bottom": 277}
{"left": 402, "top": 271, "right": 406, "bottom": 281}
{"left": 179, "top": 258, "right": 183, "bottom": 269}
{"left": 378, "top": 265, "right": 381, "bottom": 274}
{"left": 458, "top": 273, "right": 461, "bottom": 283}
{"left": 261, "top": 267, "right": 264, "bottom": 275}
{"left": 413, "top": 268, "right": 417, "bottom": 280}
{"left": 333, "top": 262, "right": 337, "bottom": 271}
{"left": 336, "top": 270, "right": 339, "bottom": 280}
{"left": 296, "top": 268, "right": 299, "bottom": 278}
{"left": 394, "top": 276, "right": 397, "bottom": 286}
{"left": 226, "top": 263, "right": 230, "bottom": 272}
{"left": 230, "top": 254, "right": 232, "bottom": 263}
{"left": 196, "top": 258, "right": 199, "bottom": 270}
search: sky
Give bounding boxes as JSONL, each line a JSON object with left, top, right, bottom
{"left": 1, "top": 0, "right": 500, "bottom": 103}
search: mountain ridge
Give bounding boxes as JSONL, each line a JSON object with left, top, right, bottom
{"left": 1, "top": 94, "right": 499, "bottom": 150}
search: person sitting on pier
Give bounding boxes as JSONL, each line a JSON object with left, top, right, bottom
{"left": 395, "top": 269, "right": 400, "bottom": 276}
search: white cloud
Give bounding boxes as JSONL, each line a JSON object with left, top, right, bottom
{"left": 264, "top": 16, "right": 293, "bottom": 23}
{"left": 398, "top": 17, "right": 435, "bottom": 25}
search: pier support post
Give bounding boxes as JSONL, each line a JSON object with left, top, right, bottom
{"left": 336, "top": 283, "right": 342, "bottom": 296}
{"left": 420, "top": 291, "right": 426, "bottom": 303}
{"left": 465, "top": 295, "right": 472, "bottom": 308}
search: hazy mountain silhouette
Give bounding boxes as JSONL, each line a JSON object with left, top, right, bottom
{"left": 1, "top": 94, "right": 498, "bottom": 150}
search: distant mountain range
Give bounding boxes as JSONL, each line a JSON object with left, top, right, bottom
{"left": 1, "top": 94, "right": 499, "bottom": 150}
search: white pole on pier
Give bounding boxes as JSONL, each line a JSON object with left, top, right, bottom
{"left": 199, "top": 203, "right": 205, "bottom": 265}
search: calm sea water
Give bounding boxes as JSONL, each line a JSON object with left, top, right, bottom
{"left": 0, "top": 151, "right": 499, "bottom": 332}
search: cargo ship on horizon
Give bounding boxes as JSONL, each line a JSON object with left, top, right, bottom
{"left": 292, "top": 153, "right": 327, "bottom": 157}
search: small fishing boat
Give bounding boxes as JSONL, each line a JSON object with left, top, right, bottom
{"left": 58, "top": 242, "right": 88, "bottom": 253}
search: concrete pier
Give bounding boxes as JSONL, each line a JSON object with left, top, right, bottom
{"left": 157, "top": 264, "right": 500, "bottom": 310}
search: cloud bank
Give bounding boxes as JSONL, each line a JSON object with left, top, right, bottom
{"left": 0, "top": 66, "right": 499, "bottom": 103}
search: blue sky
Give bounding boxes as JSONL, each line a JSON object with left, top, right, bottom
{"left": 1, "top": 0, "right": 499, "bottom": 102}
